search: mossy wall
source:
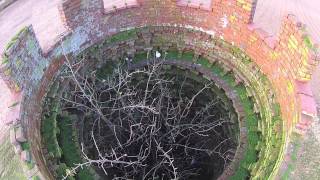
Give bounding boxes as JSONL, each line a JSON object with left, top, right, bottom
{"left": 1, "top": 0, "right": 318, "bottom": 179}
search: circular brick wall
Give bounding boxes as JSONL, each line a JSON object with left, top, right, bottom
{"left": 1, "top": 0, "right": 318, "bottom": 179}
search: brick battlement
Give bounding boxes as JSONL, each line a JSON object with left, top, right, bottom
{"left": 0, "top": 0, "right": 318, "bottom": 179}
{"left": 2, "top": 0, "right": 316, "bottom": 125}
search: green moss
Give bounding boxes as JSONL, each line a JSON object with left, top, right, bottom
{"left": 32, "top": 176, "right": 41, "bottom": 180}
{"left": 211, "top": 64, "right": 224, "bottom": 76}
{"left": 26, "top": 161, "right": 35, "bottom": 170}
{"left": 96, "top": 62, "right": 114, "bottom": 80}
{"left": 21, "top": 142, "right": 30, "bottom": 151}
{"left": 197, "top": 58, "right": 211, "bottom": 67}
{"left": 108, "top": 29, "right": 138, "bottom": 43}
{"left": 5, "top": 27, "right": 28, "bottom": 51}
{"left": 222, "top": 73, "right": 237, "bottom": 87}
{"left": 1, "top": 55, "right": 9, "bottom": 65}
{"left": 8, "top": 101, "right": 20, "bottom": 108}
{"left": 58, "top": 115, "right": 94, "bottom": 180}
{"left": 160, "top": 49, "right": 263, "bottom": 179}
{"left": 57, "top": 163, "right": 75, "bottom": 180}
{"left": 181, "top": 51, "right": 194, "bottom": 61}
{"left": 303, "top": 36, "right": 313, "bottom": 49}
{"left": 165, "top": 50, "right": 179, "bottom": 59}
{"left": 42, "top": 98, "right": 62, "bottom": 158}
{"left": 133, "top": 52, "right": 148, "bottom": 63}
{"left": 281, "top": 164, "right": 294, "bottom": 180}
{"left": 273, "top": 103, "right": 281, "bottom": 117}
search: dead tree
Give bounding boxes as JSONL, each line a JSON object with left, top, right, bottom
{"left": 59, "top": 53, "right": 236, "bottom": 180}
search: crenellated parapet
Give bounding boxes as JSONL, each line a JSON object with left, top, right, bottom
{"left": 1, "top": 0, "right": 319, "bottom": 179}
{"left": 1, "top": 26, "right": 46, "bottom": 92}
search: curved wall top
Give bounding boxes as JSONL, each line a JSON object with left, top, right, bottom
{"left": 0, "top": 0, "right": 319, "bottom": 179}
{"left": 2, "top": 0, "right": 318, "bottom": 129}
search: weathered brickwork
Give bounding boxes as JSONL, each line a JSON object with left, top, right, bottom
{"left": 1, "top": 0, "right": 318, "bottom": 179}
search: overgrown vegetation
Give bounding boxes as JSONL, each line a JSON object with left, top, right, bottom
{"left": 187, "top": 57, "right": 261, "bottom": 179}
{"left": 42, "top": 98, "right": 62, "bottom": 159}
{"left": 58, "top": 115, "right": 93, "bottom": 180}
{"left": 5, "top": 26, "right": 28, "bottom": 51}
{"left": 40, "top": 27, "right": 284, "bottom": 179}
{"left": 42, "top": 83, "right": 94, "bottom": 179}
{"left": 169, "top": 52, "right": 282, "bottom": 179}
{"left": 107, "top": 29, "right": 138, "bottom": 43}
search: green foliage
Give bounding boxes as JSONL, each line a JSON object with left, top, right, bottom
{"left": 273, "top": 103, "right": 281, "bottom": 117}
{"left": 5, "top": 27, "right": 28, "bottom": 51}
{"left": 26, "top": 161, "right": 35, "bottom": 170}
{"left": 108, "top": 29, "right": 138, "bottom": 43}
{"left": 181, "top": 51, "right": 194, "bottom": 61}
{"left": 230, "top": 47, "right": 251, "bottom": 64}
{"left": 8, "top": 101, "right": 20, "bottom": 108}
{"left": 281, "top": 164, "right": 294, "bottom": 180}
{"left": 197, "top": 58, "right": 211, "bottom": 67}
{"left": 1, "top": 55, "right": 9, "bottom": 65}
{"left": 164, "top": 49, "right": 263, "bottom": 179}
{"left": 42, "top": 100, "right": 62, "bottom": 159}
{"left": 222, "top": 73, "right": 236, "bottom": 87}
{"left": 32, "top": 176, "right": 41, "bottom": 180}
{"left": 158, "top": 49, "right": 283, "bottom": 179}
{"left": 211, "top": 64, "right": 224, "bottom": 76}
{"left": 303, "top": 36, "right": 313, "bottom": 49}
{"left": 56, "top": 163, "right": 75, "bottom": 180}
{"left": 58, "top": 115, "right": 94, "bottom": 180}
{"left": 165, "top": 50, "right": 179, "bottom": 59}
{"left": 133, "top": 52, "right": 148, "bottom": 63}
{"left": 96, "top": 62, "right": 114, "bottom": 80}
{"left": 21, "top": 142, "right": 30, "bottom": 151}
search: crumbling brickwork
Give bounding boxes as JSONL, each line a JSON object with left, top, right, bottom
{"left": 1, "top": 0, "right": 318, "bottom": 179}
